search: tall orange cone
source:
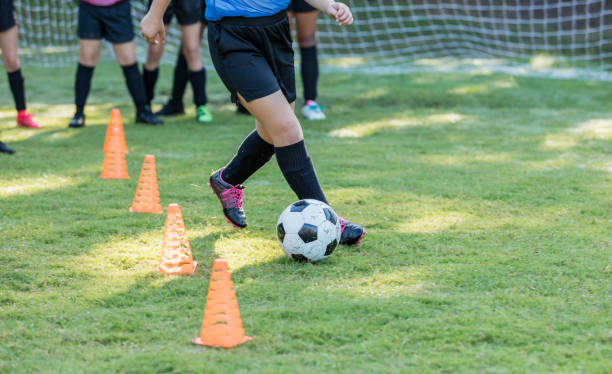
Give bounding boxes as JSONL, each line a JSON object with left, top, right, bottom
{"left": 100, "top": 149, "right": 129, "bottom": 179}
{"left": 103, "top": 109, "right": 128, "bottom": 154}
{"left": 129, "top": 155, "right": 162, "bottom": 214}
{"left": 157, "top": 204, "right": 197, "bottom": 275}
{"left": 192, "top": 259, "right": 252, "bottom": 348}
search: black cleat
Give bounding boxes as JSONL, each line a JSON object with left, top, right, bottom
{"left": 208, "top": 168, "right": 247, "bottom": 228}
{"left": 338, "top": 217, "right": 365, "bottom": 245}
{"left": 68, "top": 113, "right": 85, "bottom": 128}
{"left": 235, "top": 103, "right": 251, "bottom": 116}
{"left": 136, "top": 109, "right": 163, "bottom": 125}
{"left": 0, "top": 141, "right": 15, "bottom": 154}
{"left": 155, "top": 100, "right": 185, "bottom": 116}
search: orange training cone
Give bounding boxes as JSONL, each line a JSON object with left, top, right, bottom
{"left": 157, "top": 204, "right": 197, "bottom": 275}
{"left": 100, "top": 149, "right": 129, "bottom": 179}
{"left": 103, "top": 109, "right": 128, "bottom": 154}
{"left": 192, "top": 259, "right": 252, "bottom": 348}
{"left": 129, "top": 155, "right": 162, "bottom": 214}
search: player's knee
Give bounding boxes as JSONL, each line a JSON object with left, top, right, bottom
{"left": 297, "top": 34, "right": 316, "bottom": 48}
{"left": 3, "top": 55, "right": 20, "bottom": 72}
{"left": 183, "top": 43, "right": 200, "bottom": 61}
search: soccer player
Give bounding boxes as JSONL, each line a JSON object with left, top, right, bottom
{"left": 142, "top": 0, "right": 365, "bottom": 245}
{"left": 68, "top": 0, "right": 162, "bottom": 128}
{"left": 288, "top": 0, "right": 326, "bottom": 120}
{"left": 1, "top": 0, "right": 41, "bottom": 129}
{"left": 0, "top": 141, "right": 15, "bottom": 154}
{"left": 143, "top": 0, "right": 212, "bottom": 123}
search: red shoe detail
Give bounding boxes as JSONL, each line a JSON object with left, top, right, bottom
{"left": 17, "top": 111, "right": 41, "bottom": 129}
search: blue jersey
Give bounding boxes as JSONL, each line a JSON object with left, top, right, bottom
{"left": 205, "top": 0, "right": 291, "bottom": 21}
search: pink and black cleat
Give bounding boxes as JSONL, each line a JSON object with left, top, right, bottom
{"left": 338, "top": 216, "right": 365, "bottom": 245}
{"left": 209, "top": 168, "right": 247, "bottom": 229}
{"left": 17, "top": 110, "right": 41, "bottom": 129}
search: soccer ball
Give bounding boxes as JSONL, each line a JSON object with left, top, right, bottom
{"left": 276, "top": 199, "right": 341, "bottom": 262}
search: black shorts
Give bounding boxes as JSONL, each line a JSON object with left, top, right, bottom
{"left": 77, "top": 0, "right": 134, "bottom": 43}
{"left": 147, "top": 0, "right": 205, "bottom": 26}
{"left": 0, "top": 0, "right": 16, "bottom": 32}
{"left": 208, "top": 11, "right": 296, "bottom": 104}
{"left": 287, "top": 0, "right": 316, "bottom": 13}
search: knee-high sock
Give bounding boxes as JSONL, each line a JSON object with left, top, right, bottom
{"left": 189, "top": 68, "right": 207, "bottom": 106}
{"left": 221, "top": 130, "right": 275, "bottom": 185}
{"left": 7, "top": 69, "right": 26, "bottom": 111}
{"left": 121, "top": 63, "right": 148, "bottom": 113}
{"left": 170, "top": 51, "right": 189, "bottom": 104}
{"left": 143, "top": 67, "right": 159, "bottom": 104}
{"left": 300, "top": 46, "right": 319, "bottom": 102}
{"left": 275, "top": 140, "right": 327, "bottom": 203}
{"left": 74, "top": 63, "right": 95, "bottom": 115}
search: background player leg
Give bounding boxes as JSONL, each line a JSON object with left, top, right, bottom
{"left": 180, "top": 22, "right": 212, "bottom": 123}
{"left": 290, "top": 10, "right": 325, "bottom": 120}
{"left": 69, "top": 38, "right": 100, "bottom": 128}
{"left": 113, "top": 41, "right": 162, "bottom": 125}
{"left": 143, "top": 39, "right": 166, "bottom": 108}
{"left": 0, "top": 25, "right": 40, "bottom": 129}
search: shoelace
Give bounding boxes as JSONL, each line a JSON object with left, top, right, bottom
{"left": 221, "top": 186, "right": 244, "bottom": 209}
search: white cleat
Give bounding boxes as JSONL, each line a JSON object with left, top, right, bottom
{"left": 301, "top": 100, "right": 326, "bottom": 120}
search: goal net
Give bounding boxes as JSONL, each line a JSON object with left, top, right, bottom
{"left": 12, "top": 0, "right": 612, "bottom": 80}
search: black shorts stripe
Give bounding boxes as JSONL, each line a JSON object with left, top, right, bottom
{"left": 77, "top": 0, "right": 134, "bottom": 44}
{"left": 0, "top": 0, "right": 17, "bottom": 33}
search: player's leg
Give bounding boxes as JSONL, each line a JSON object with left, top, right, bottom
{"left": 156, "top": 48, "right": 188, "bottom": 116}
{"left": 143, "top": 41, "right": 165, "bottom": 107}
{"left": 112, "top": 41, "right": 162, "bottom": 124}
{"left": 143, "top": 0, "right": 173, "bottom": 109}
{"left": 104, "top": 0, "right": 161, "bottom": 125}
{"left": 0, "top": 23, "right": 40, "bottom": 128}
{"left": 69, "top": 38, "right": 101, "bottom": 128}
{"left": 180, "top": 22, "right": 212, "bottom": 122}
{"left": 294, "top": 8, "right": 325, "bottom": 120}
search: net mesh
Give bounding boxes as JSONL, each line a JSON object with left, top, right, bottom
{"left": 11, "top": 0, "right": 612, "bottom": 80}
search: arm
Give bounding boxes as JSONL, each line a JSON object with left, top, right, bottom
{"left": 140, "top": 0, "right": 173, "bottom": 45}
{"left": 304, "top": 0, "right": 353, "bottom": 26}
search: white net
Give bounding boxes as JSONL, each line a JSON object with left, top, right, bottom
{"left": 11, "top": 0, "right": 612, "bottom": 80}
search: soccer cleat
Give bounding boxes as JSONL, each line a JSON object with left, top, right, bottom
{"left": 68, "top": 112, "right": 85, "bottom": 128}
{"left": 136, "top": 108, "right": 163, "bottom": 125}
{"left": 338, "top": 216, "right": 365, "bottom": 245}
{"left": 0, "top": 141, "right": 15, "bottom": 154}
{"left": 208, "top": 168, "right": 247, "bottom": 229}
{"left": 155, "top": 100, "right": 185, "bottom": 116}
{"left": 196, "top": 105, "right": 213, "bottom": 123}
{"left": 301, "top": 100, "right": 326, "bottom": 120}
{"left": 17, "top": 110, "right": 41, "bottom": 128}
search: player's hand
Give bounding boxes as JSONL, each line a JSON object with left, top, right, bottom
{"left": 140, "top": 13, "right": 166, "bottom": 45}
{"left": 326, "top": 2, "right": 353, "bottom": 26}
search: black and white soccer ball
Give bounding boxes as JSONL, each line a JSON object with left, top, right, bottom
{"left": 276, "top": 199, "right": 341, "bottom": 262}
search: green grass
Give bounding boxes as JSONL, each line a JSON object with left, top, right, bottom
{"left": 1, "top": 62, "right": 611, "bottom": 373}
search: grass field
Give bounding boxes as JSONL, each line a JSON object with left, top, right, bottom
{"left": 1, "top": 62, "right": 611, "bottom": 373}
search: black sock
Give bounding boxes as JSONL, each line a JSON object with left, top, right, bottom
{"left": 275, "top": 140, "right": 327, "bottom": 204}
{"left": 170, "top": 51, "right": 189, "bottom": 105}
{"left": 121, "top": 63, "right": 148, "bottom": 114}
{"left": 7, "top": 69, "right": 26, "bottom": 111}
{"left": 75, "top": 63, "right": 94, "bottom": 115}
{"left": 189, "top": 68, "right": 207, "bottom": 106}
{"left": 300, "top": 46, "right": 319, "bottom": 102}
{"left": 143, "top": 67, "right": 159, "bottom": 104}
{"left": 221, "top": 131, "right": 275, "bottom": 185}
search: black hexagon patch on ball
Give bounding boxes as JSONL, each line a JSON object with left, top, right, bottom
{"left": 291, "top": 254, "right": 309, "bottom": 262}
{"left": 325, "top": 239, "right": 338, "bottom": 256}
{"left": 323, "top": 207, "right": 337, "bottom": 225}
{"left": 298, "top": 223, "right": 318, "bottom": 243}
{"left": 277, "top": 222, "right": 285, "bottom": 242}
{"left": 290, "top": 200, "right": 309, "bottom": 212}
